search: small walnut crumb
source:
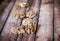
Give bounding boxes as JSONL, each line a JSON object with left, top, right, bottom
{"left": 14, "top": 14, "right": 20, "bottom": 19}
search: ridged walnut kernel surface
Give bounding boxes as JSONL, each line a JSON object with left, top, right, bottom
{"left": 26, "top": 10, "right": 36, "bottom": 18}
{"left": 22, "top": 18, "right": 36, "bottom": 34}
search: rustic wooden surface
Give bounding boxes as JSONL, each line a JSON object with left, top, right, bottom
{"left": 36, "top": 0, "right": 53, "bottom": 41}
{"left": 0, "top": 0, "right": 56, "bottom": 41}
{"left": 0, "top": 0, "right": 23, "bottom": 41}
{"left": 0, "top": 0, "right": 15, "bottom": 33}
{"left": 54, "top": 0, "right": 60, "bottom": 41}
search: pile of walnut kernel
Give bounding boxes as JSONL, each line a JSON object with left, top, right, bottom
{"left": 11, "top": 18, "right": 36, "bottom": 34}
{"left": 13, "top": 1, "right": 36, "bottom": 19}
{"left": 11, "top": 1, "right": 37, "bottom": 34}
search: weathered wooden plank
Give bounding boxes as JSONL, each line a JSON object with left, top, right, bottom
{"left": 0, "top": 33, "right": 11, "bottom": 41}
{"left": 54, "top": 0, "right": 60, "bottom": 41}
{"left": 0, "top": 0, "right": 16, "bottom": 41}
{"left": 0, "top": 0, "right": 15, "bottom": 33}
{"left": 41, "top": 0, "right": 52, "bottom": 4}
{"left": 28, "top": 34, "right": 35, "bottom": 41}
{"left": 0, "top": 0, "right": 26, "bottom": 41}
{"left": 17, "top": 34, "right": 22, "bottom": 41}
{"left": 22, "top": 33, "right": 28, "bottom": 41}
{"left": 0, "top": 0, "right": 54, "bottom": 41}
{"left": 36, "top": 1, "right": 53, "bottom": 41}
{"left": 10, "top": 33, "right": 17, "bottom": 41}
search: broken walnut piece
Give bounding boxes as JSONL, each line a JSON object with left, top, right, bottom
{"left": 25, "top": 26, "right": 34, "bottom": 34}
{"left": 11, "top": 26, "right": 18, "bottom": 34}
{"left": 26, "top": 10, "right": 36, "bottom": 18}
{"left": 19, "top": 12, "right": 25, "bottom": 18}
{"left": 11, "top": 25, "right": 25, "bottom": 34}
{"left": 17, "top": 26, "right": 25, "bottom": 34}
{"left": 14, "top": 12, "right": 25, "bottom": 19}
{"left": 18, "top": 2, "right": 29, "bottom": 8}
{"left": 22, "top": 18, "right": 33, "bottom": 26}
{"left": 33, "top": 21, "right": 37, "bottom": 33}
{"left": 25, "top": 28, "right": 31, "bottom": 34}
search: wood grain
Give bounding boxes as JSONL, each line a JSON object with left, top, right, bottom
{"left": 22, "top": 33, "right": 28, "bottom": 41}
{"left": 41, "top": 0, "right": 52, "bottom": 4}
{"left": 0, "top": 0, "right": 26, "bottom": 41}
{"left": 17, "top": 34, "right": 22, "bottom": 41}
{"left": 28, "top": 34, "right": 35, "bottom": 41}
{"left": 0, "top": 0, "right": 15, "bottom": 33}
{"left": 54, "top": 0, "right": 60, "bottom": 41}
{"left": 36, "top": 2, "right": 53, "bottom": 41}
{"left": 0, "top": 0, "right": 55, "bottom": 41}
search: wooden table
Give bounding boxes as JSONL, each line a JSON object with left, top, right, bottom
{"left": 0, "top": 0, "right": 60, "bottom": 41}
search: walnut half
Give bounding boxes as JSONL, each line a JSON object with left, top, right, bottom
{"left": 26, "top": 10, "right": 36, "bottom": 18}
{"left": 22, "top": 18, "right": 37, "bottom": 34}
{"left": 14, "top": 12, "right": 25, "bottom": 19}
